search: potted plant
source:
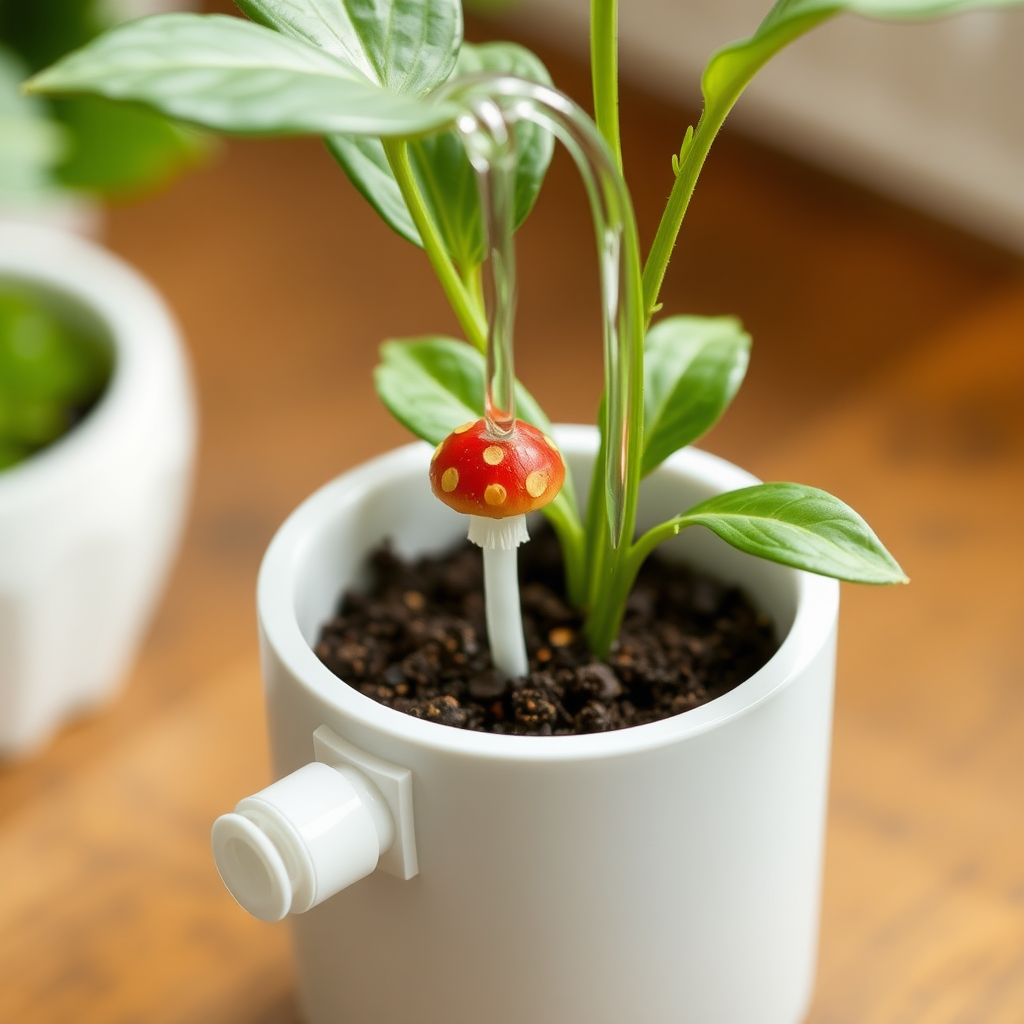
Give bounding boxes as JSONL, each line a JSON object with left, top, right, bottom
{"left": 0, "top": 3, "right": 200, "bottom": 756}
{"left": 25, "top": 0, "right": 1013, "bottom": 1019}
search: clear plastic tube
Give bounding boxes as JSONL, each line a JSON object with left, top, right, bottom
{"left": 447, "top": 75, "right": 643, "bottom": 546}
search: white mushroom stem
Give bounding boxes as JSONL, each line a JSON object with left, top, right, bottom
{"left": 468, "top": 514, "right": 530, "bottom": 678}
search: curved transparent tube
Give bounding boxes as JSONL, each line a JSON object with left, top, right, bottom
{"left": 456, "top": 96, "right": 518, "bottom": 439}
{"left": 446, "top": 75, "right": 644, "bottom": 547}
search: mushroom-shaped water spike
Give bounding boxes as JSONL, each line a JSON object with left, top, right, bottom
{"left": 431, "top": 418, "right": 565, "bottom": 678}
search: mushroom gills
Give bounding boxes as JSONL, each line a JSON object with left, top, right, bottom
{"left": 468, "top": 514, "right": 529, "bottom": 551}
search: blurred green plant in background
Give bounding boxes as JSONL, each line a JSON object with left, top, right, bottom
{"left": 0, "top": 0, "right": 205, "bottom": 205}
{"left": 0, "top": 280, "right": 112, "bottom": 469}
{"left": 0, "top": 1, "right": 202, "bottom": 472}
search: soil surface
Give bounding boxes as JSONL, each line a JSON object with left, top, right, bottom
{"left": 315, "top": 528, "right": 778, "bottom": 735}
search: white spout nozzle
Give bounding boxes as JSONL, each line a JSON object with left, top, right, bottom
{"left": 212, "top": 761, "right": 395, "bottom": 922}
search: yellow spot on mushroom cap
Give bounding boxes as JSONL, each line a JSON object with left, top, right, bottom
{"left": 441, "top": 468, "right": 459, "bottom": 492}
{"left": 525, "top": 470, "right": 548, "bottom": 498}
{"left": 484, "top": 483, "right": 507, "bottom": 506}
{"left": 453, "top": 421, "right": 475, "bottom": 434}
{"left": 432, "top": 441, "right": 445, "bottom": 461}
{"left": 542, "top": 434, "right": 559, "bottom": 452}
{"left": 482, "top": 445, "right": 504, "bottom": 466}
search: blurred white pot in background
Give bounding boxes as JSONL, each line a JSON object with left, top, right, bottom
{"left": 0, "top": 223, "right": 195, "bottom": 757}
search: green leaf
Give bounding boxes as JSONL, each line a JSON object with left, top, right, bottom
{"left": 235, "top": 0, "right": 462, "bottom": 96}
{"left": 641, "top": 315, "right": 750, "bottom": 477}
{"left": 702, "top": 0, "right": 1024, "bottom": 127}
{"left": 374, "top": 335, "right": 554, "bottom": 444}
{"left": 376, "top": 336, "right": 481, "bottom": 443}
{"left": 328, "top": 41, "right": 555, "bottom": 258}
{"left": 411, "top": 41, "right": 555, "bottom": 267}
{"left": 326, "top": 134, "right": 422, "bottom": 244}
{"left": 654, "top": 482, "right": 907, "bottom": 584}
{"left": 375, "top": 336, "right": 579, "bottom": 519}
{"left": 25, "top": 13, "right": 456, "bottom": 138}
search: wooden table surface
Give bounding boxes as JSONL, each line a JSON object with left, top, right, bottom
{"left": 2, "top": 14, "right": 1023, "bottom": 1024}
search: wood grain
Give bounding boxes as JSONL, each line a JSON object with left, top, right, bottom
{"left": 0, "top": 14, "right": 1021, "bottom": 1023}
{"left": 772, "top": 285, "right": 1024, "bottom": 1024}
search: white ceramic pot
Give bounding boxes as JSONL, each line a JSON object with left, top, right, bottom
{"left": 0, "top": 224, "right": 195, "bottom": 756}
{"left": 217, "top": 427, "right": 838, "bottom": 1024}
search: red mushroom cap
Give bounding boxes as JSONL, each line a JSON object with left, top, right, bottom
{"left": 430, "top": 419, "right": 566, "bottom": 519}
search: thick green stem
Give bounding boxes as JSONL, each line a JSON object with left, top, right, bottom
{"left": 590, "top": 0, "right": 622, "bottom": 173}
{"left": 582, "top": 213, "right": 646, "bottom": 656}
{"left": 542, "top": 496, "right": 588, "bottom": 609}
{"left": 462, "top": 260, "right": 484, "bottom": 316}
{"left": 628, "top": 520, "right": 679, "bottom": 577}
{"left": 584, "top": 541, "right": 642, "bottom": 658}
{"left": 586, "top": 521, "right": 693, "bottom": 653}
{"left": 383, "top": 139, "right": 488, "bottom": 352}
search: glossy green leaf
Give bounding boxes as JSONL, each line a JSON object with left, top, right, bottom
{"left": 326, "top": 134, "right": 422, "bottom": 244}
{"left": 235, "top": 0, "right": 462, "bottom": 96}
{"left": 328, "top": 41, "right": 555, "bottom": 258}
{"left": 656, "top": 482, "right": 907, "bottom": 584}
{"left": 374, "top": 335, "right": 554, "bottom": 444}
{"left": 25, "top": 14, "right": 456, "bottom": 138}
{"left": 375, "top": 336, "right": 579, "bottom": 520}
{"left": 411, "top": 41, "right": 555, "bottom": 266}
{"left": 702, "top": 0, "right": 1024, "bottom": 126}
{"left": 641, "top": 315, "right": 750, "bottom": 477}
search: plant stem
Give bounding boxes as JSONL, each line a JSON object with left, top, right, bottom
{"left": 542, "top": 494, "right": 587, "bottom": 609}
{"left": 582, "top": 209, "right": 646, "bottom": 658}
{"left": 462, "top": 261, "right": 484, "bottom": 317}
{"left": 640, "top": 114, "right": 717, "bottom": 326}
{"left": 590, "top": 0, "right": 622, "bottom": 173}
{"left": 383, "top": 139, "right": 488, "bottom": 352}
{"left": 584, "top": 540, "right": 641, "bottom": 658}
{"left": 640, "top": 9, "right": 837, "bottom": 326}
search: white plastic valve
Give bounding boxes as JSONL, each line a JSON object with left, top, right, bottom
{"left": 212, "top": 761, "right": 395, "bottom": 922}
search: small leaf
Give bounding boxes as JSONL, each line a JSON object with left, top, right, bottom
{"left": 374, "top": 335, "right": 553, "bottom": 444}
{"left": 328, "top": 41, "right": 554, "bottom": 259}
{"left": 641, "top": 315, "right": 750, "bottom": 477}
{"left": 412, "top": 41, "right": 555, "bottom": 267}
{"left": 375, "top": 336, "right": 578, "bottom": 518}
{"left": 235, "top": 0, "right": 462, "bottom": 96}
{"left": 701, "top": 0, "right": 1024, "bottom": 129}
{"left": 25, "top": 14, "right": 456, "bottom": 138}
{"left": 667, "top": 482, "right": 907, "bottom": 584}
{"left": 376, "top": 336, "right": 481, "bottom": 443}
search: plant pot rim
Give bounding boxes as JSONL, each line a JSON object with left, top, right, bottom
{"left": 259, "top": 426, "right": 839, "bottom": 763}
{"left": 0, "top": 222, "right": 185, "bottom": 505}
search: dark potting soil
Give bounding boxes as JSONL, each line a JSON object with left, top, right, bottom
{"left": 314, "top": 527, "right": 779, "bottom": 735}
